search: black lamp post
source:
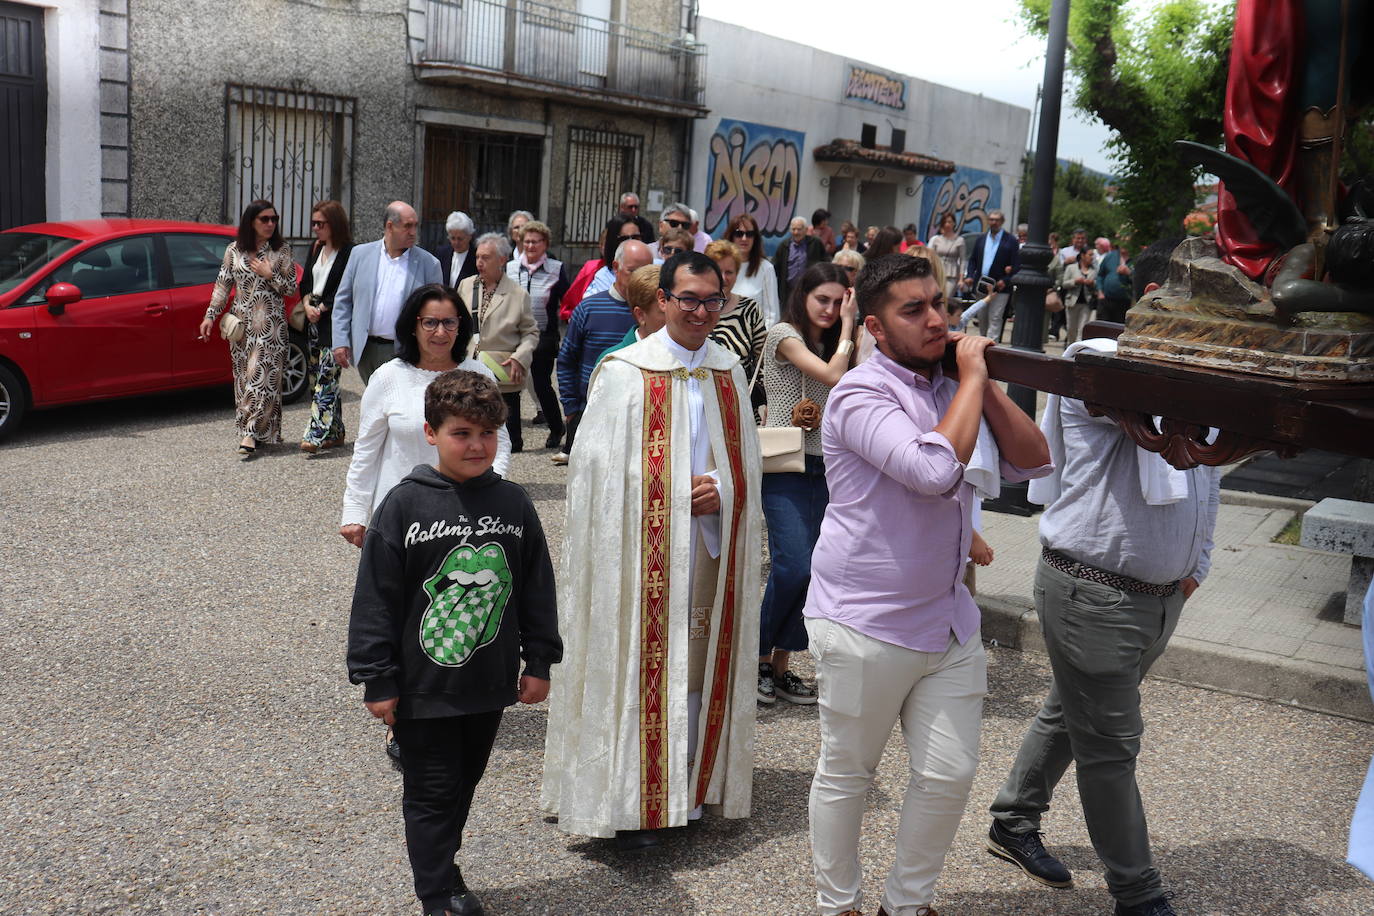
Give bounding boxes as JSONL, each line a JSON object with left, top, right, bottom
{"left": 984, "top": 0, "right": 1071, "bottom": 517}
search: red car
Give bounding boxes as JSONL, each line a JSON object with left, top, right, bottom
{"left": 0, "top": 219, "right": 309, "bottom": 440}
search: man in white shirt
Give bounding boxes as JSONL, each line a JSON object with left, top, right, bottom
{"left": 332, "top": 200, "right": 443, "bottom": 384}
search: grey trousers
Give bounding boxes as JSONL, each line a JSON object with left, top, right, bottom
{"left": 976, "top": 292, "right": 1010, "bottom": 342}
{"left": 357, "top": 336, "right": 396, "bottom": 385}
{"left": 990, "top": 557, "right": 1185, "bottom": 907}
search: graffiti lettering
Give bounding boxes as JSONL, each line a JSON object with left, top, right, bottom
{"left": 923, "top": 179, "right": 992, "bottom": 238}
{"left": 844, "top": 67, "right": 906, "bottom": 110}
{"left": 920, "top": 166, "right": 1003, "bottom": 240}
{"left": 703, "top": 121, "right": 804, "bottom": 248}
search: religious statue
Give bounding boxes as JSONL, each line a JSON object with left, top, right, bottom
{"left": 1117, "top": 0, "right": 1374, "bottom": 381}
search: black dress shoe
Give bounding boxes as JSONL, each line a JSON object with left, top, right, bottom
{"left": 614, "top": 828, "right": 662, "bottom": 852}
{"left": 986, "top": 820, "right": 1072, "bottom": 887}
{"left": 531, "top": 411, "right": 547, "bottom": 426}
{"left": 448, "top": 866, "right": 483, "bottom": 915}
{"left": 1114, "top": 893, "right": 1177, "bottom": 916}
{"left": 544, "top": 431, "right": 563, "bottom": 450}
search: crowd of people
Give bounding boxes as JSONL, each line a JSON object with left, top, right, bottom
{"left": 201, "top": 191, "right": 1190, "bottom": 916}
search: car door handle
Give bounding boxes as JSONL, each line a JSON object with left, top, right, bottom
{"left": 144, "top": 303, "right": 169, "bottom": 315}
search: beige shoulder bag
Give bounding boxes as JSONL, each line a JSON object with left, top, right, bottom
{"left": 754, "top": 337, "right": 806, "bottom": 474}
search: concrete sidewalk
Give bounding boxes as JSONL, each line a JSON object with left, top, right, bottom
{"left": 974, "top": 492, "right": 1372, "bottom": 721}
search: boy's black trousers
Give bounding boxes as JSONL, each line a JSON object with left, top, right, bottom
{"left": 392, "top": 711, "right": 504, "bottom": 911}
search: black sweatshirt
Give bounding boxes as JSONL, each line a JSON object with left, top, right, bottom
{"left": 346, "top": 465, "right": 562, "bottom": 718}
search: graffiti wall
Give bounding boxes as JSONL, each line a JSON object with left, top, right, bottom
{"left": 702, "top": 119, "right": 805, "bottom": 255}
{"left": 920, "top": 166, "right": 1003, "bottom": 239}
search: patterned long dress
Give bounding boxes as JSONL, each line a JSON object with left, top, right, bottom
{"left": 205, "top": 243, "right": 296, "bottom": 444}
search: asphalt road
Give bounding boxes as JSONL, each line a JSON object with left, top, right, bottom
{"left": 2, "top": 377, "right": 1372, "bottom": 915}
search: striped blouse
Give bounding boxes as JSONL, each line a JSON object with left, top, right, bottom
{"left": 709, "top": 294, "right": 767, "bottom": 383}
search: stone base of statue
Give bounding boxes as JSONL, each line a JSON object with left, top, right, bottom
{"left": 1117, "top": 237, "right": 1374, "bottom": 383}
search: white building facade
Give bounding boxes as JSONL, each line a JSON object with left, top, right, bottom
{"left": 687, "top": 18, "right": 1030, "bottom": 253}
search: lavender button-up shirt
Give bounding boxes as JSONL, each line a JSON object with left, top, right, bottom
{"left": 804, "top": 349, "right": 1052, "bottom": 652}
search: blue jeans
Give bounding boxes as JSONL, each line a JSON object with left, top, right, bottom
{"left": 760, "top": 453, "right": 828, "bottom": 655}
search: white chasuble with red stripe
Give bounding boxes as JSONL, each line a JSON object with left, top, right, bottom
{"left": 540, "top": 333, "right": 762, "bottom": 838}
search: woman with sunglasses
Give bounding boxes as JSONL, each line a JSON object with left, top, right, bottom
{"left": 757, "top": 262, "right": 857, "bottom": 706}
{"left": 341, "top": 283, "right": 512, "bottom": 549}
{"left": 724, "top": 213, "right": 781, "bottom": 328}
{"left": 199, "top": 199, "right": 297, "bottom": 459}
{"left": 298, "top": 200, "right": 355, "bottom": 454}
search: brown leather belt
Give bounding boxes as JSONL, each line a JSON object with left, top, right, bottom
{"left": 1041, "top": 548, "right": 1178, "bottom": 597}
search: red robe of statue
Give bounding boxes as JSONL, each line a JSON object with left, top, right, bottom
{"left": 1214, "top": 0, "right": 1303, "bottom": 280}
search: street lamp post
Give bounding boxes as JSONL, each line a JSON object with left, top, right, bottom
{"left": 984, "top": 0, "right": 1071, "bottom": 517}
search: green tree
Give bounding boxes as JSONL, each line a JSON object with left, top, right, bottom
{"left": 1019, "top": 159, "right": 1121, "bottom": 243}
{"left": 1019, "top": 0, "right": 1233, "bottom": 244}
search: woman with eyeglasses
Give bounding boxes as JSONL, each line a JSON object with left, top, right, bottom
{"left": 559, "top": 216, "right": 642, "bottom": 321}
{"left": 297, "top": 200, "right": 355, "bottom": 454}
{"left": 199, "top": 199, "right": 297, "bottom": 459}
{"left": 703, "top": 239, "right": 767, "bottom": 387}
{"left": 654, "top": 227, "right": 694, "bottom": 260}
{"left": 506, "top": 220, "right": 570, "bottom": 451}
{"left": 756, "top": 262, "right": 857, "bottom": 706}
{"left": 724, "top": 213, "right": 782, "bottom": 328}
{"left": 340, "top": 283, "right": 511, "bottom": 549}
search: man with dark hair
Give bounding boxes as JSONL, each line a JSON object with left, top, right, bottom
{"left": 812, "top": 207, "right": 836, "bottom": 254}
{"left": 1131, "top": 237, "right": 1183, "bottom": 301}
{"left": 1095, "top": 239, "right": 1134, "bottom": 323}
{"left": 900, "top": 222, "right": 922, "bottom": 252}
{"left": 543, "top": 249, "right": 762, "bottom": 849}
{"left": 806, "top": 254, "right": 1051, "bottom": 916}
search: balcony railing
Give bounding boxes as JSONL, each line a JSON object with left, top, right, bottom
{"left": 421, "top": 0, "right": 706, "bottom": 109}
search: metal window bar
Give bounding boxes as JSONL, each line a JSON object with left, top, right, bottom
{"left": 222, "top": 84, "right": 355, "bottom": 246}
{"left": 420, "top": 125, "right": 543, "bottom": 251}
{"left": 423, "top": 0, "right": 706, "bottom": 107}
{"left": 562, "top": 126, "right": 642, "bottom": 246}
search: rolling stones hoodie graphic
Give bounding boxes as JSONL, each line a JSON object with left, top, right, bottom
{"left": 347, "top": 465, "right": 562, "bottom": 719}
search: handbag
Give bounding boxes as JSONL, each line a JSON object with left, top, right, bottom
{"left": 1044, "top": 288, "right": 1064, "bottom": 313}
{"left": 219, "top": 312, "right": 245, "bottom": 344}
{"left": 289, "top": 294, "right": 318, "bottom": 333}
{"left": 752, "top": 339, "right": 810, "bottom": 474}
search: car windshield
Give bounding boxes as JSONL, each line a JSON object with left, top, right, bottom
{"left": 0, "top": 233, "right": 81, "bottom": 297}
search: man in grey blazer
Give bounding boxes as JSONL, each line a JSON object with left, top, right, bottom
{"left": 332, "top": 200, "right": 443, "bottom": 383}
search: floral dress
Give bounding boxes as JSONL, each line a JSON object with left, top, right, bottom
{"left": 205, "top": 243, "right": 296, "bottom": 443}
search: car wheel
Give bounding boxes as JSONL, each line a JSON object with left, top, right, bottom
{"left": 282, "top": 332, "right": 310, "bottom": 405}
{"left": 0, "top": 363, "right": 29, "bottom": 442}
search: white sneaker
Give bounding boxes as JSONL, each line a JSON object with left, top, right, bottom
{"left": 551, "top": 452, "right": 569, "bottom": 466}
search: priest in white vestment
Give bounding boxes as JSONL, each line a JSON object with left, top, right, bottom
{"left": 541, "top": 251, "right": 763, "bottom": 844}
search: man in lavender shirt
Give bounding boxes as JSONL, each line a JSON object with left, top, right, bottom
{"left": 804, "top": 254, "right": 1051, "bottom": 916}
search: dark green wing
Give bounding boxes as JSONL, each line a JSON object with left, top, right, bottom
{"left": 1175, "top": 139, "right": 1307, "bottom": 250}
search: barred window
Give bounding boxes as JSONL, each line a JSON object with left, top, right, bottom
{"left": 223, "top": 84, "right": 355, "bottom": 244}
{"left": 562, "top": 127, "right": 643, "bottom": 246}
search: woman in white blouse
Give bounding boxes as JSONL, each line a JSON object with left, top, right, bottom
{"left": 339, "top": 283, "right": 512, "bottom": 547}
{"left": 725, "top": 212, "right": 782, "bottom": 327}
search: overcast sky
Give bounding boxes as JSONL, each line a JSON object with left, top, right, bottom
{"left": 696, "top": 0, "right": 1230, "bottom": 176}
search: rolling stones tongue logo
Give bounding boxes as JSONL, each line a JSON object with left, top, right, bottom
{"left": 419, "top": 542, "right": 514, "bottom": 667}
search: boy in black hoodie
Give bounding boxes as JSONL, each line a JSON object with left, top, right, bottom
{"left": 348, "top": 370, "right": 561, "bottom": 916}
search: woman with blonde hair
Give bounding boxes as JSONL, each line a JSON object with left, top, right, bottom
{"left": 703, "top": 239, "right": 767, "bottom": 385}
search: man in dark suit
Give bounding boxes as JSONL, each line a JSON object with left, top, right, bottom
{"left": 773, "top": 216, "right": 826, "bottom": 304}
{"left": 617, "top": 192, "right": 656, "bottom": 245}
{"left": 434, "top": 210, "right": 479, "bottom": 289}
{"left": 962, "top": 210, "right": 1020, "bottom": 342}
